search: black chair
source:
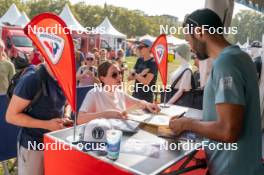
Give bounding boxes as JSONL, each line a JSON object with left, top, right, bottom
{"left": 76, "top": 85, "right": 95, "bottom": 112}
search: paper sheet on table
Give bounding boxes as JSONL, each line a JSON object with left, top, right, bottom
{"left": 147, "top": 115, "right": 172, "bottom": 126}
{"left": 127, "top": 107, "right": 187, "bottom": 126}
{"left": 159, "top": 104, "right": 189, "bottom": 117}
{"left": 121, "top": 139, "right": 161, "bottom": 158}
{"left": 127, "top": 109, "right": 151, "bottom": 122}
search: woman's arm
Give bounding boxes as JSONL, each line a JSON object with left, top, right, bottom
{"left": 167, "top": 90, "right": 184, "bottom": 104}
{"left": 124, "top": 94, "right": 160, "bottom": 113}
{"left": 76, "top": 68, "right": 84, "bottom": 81}
{"left": 77, "top": 110, "right": 126, "bottom": 124}
{"left": 168, "top": 71, "right": 192, "bottom": 104}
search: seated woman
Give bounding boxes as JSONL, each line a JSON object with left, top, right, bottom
{"left": 77, "top": 60, "right": 160, "bottom": 124}
{"left": 167, "top": 44, "right": 192, "bottom": 104}
{"left": 76, "top": 53, "right": 100, "bottom": 87}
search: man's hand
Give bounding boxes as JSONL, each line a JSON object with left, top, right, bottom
{"left": 62, "top": 117, "right": 74, "bottom": 127}
{"left": 169, "top": 116, "right": 192, "bottom": 135}
{"left": 45, "top": 118, "right": 65, "bottom": 131}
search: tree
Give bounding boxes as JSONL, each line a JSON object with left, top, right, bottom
{"left": 228, "top": 10, "right": 264, "bottom": 44}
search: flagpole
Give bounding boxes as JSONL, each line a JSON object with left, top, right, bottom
{"left": 161, "top": 84, "right": 170, "bottom": 108}
{"left": 73, "top": 87, "right": 78, "bottom": 142}
{"left": 73, "top": 112, "right": 77, "bottom": 141}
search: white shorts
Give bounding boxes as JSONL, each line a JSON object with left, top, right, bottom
{"left": 17, "top": 144, "right": 44, "bottom": 175}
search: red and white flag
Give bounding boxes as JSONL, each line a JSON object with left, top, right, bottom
{"left": 24, "top": 13, "right": 76, "bottom": 112}
{"left": 151, "top": 34, "right": 168, "bottom": 88}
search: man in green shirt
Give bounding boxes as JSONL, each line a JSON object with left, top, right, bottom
{"left": 169, "top": 9, "right": 264, "bottom": 175}
{"left": 0, "top": 54, "right": 15, "bottom": 95}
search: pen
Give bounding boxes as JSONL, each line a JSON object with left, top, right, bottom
{"left": 177, "top": 112, "right": 186, "bottom": 119}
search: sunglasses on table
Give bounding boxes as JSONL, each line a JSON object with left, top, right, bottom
{"left": 111, "top": 71, "right": 122, "bottom": 79}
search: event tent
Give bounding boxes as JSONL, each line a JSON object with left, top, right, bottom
{"left": 59, "top": 4, "right": 87, "bottom": 32}
{"left": 95, "top": 17, "right": 126, "bottom": 50}
{"left": 13, "top": 12, "right": 30, "bottom": 27}
{"left": 139, "top": 34, "right": 156, "bottom": 42}
{"left": 0, "top": 4, "right": 21, "bottom": 25}
{"left": 166, "top": 35, "right": 187, "bottom": 46}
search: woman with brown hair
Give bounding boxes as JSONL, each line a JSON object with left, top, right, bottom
{"left": 77, "top": 60, "right": 160, "bottom": 124}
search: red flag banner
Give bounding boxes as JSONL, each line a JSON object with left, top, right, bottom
{"left": 24, "top": 13, "right": 76, "bottom": 112}
{"left": 151, "top": 34, "right": 168, "bottom": 88}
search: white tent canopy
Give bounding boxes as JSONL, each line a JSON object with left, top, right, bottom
{"left": 96, "top": 17, "right": 126, "bottom": 38}
{"left": 96, "top": 17, "right": 126, "bottom": 50}
{"left": 139, "top": 34, "right": 156, "bottom": 42}
{"left": 59, "top": 4, "right": 87, "bottom": 32}
{"left": 166, "top": 35, "right": 187, "bottom": 45}
{"left": 13, "top": 12, "right": 30, "bottom": 27}
{"left": 0, "top": 3, "right": 21, "bottom": 25}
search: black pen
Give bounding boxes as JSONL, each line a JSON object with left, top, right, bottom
{"left": 177, "top": 112, "right": 186, "bottom": 118}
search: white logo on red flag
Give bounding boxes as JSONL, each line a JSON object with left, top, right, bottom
{"left": 37, "top": 33, "right": 65, "bottom": 65}
{"left": 155, "top": 44, "right": 165, "bottom": 64}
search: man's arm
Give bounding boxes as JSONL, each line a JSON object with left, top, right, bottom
{"left": 6, "top": 95, "right": 65, "bottom": 131}
{"left": 169, "top": 103, "right": 244, "bottom": 142}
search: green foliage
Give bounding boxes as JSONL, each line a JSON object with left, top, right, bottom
{"left": 228, "top": 10, "right": 264, "bottom": 44}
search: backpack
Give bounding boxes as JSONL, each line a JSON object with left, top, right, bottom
{"left": 254, "top": 56, "right": 262, "bottom": 80}
{"left": 12, "top": 54, "right": 30, "bottom": 70}
{"left": 161, "top": 68, "right": 203, "bottom": 110}
{"left": 7, "top": 65, "right": 48, "bottom": 113}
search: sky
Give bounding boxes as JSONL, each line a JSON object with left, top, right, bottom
{"left": 70, "top": 0, "right": 254, "bottom": 21}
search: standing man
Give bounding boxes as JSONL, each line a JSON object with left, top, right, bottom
{"left": 6, "top": 62, "right": 72, "bottom": 175}
{"left": 128, "top": 39, "right": 158, "bottom": 103}
{"left": 169, "top": 9, "right": 263, "bottom": 175}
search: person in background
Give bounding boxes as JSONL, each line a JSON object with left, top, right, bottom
{"left": 167, "top": 44, "right": 192, "bottom": 104}
{"left": 169, "top": 9, "right": 264, "bottom": 175}
{"left": 0, "top": 39, "right": 15, "bottom": 118}
{"left": 76, "top": 53, "right": 100, "bottom": 87}
{"left": 94, "top": 51, "right": 100, "bottom": 67}
{"left": 115, "top": 49, "right": 127, "bottom": 82}
{"left": 73, "top": 39, "right": 85, "bottom": 72}
{"left": 78, "top": 61, "right": 160, "bottom": 124}
{"left": 30, "top": 48, "right": 43, "bottom": 66}
{"left": 92, "top": 48, "right": 100, "bottom": 67}
{"left": 250, "top": 41, "right": 262, "bottom": 80}
{"left": 98, "top": 48, "right": 107, "bottom": 65}
{"left": 191, "top": 54, "right": 201, "bottom": 88}
{"left": 92, "top": 47, "right": 99, "bottom": 54}
{"left": 128, "top": 39, "right": 158, "bottom": 103}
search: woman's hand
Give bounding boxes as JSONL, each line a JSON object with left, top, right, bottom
{"left": 103, "top": 110, "right": 128, "bottom": 120}
{"left": 144, "top": 102, "right": 160, "bottom": 113}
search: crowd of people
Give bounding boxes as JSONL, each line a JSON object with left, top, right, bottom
{"left": 1, "top": 8, "right": 264, "bottom": 175}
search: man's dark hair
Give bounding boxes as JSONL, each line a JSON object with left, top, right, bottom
{"left": 183, "top": 8, "right": 224, "bottom": 34}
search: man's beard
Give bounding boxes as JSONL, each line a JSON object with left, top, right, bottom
{"left": 193, "top": 39, "right": 209, "bottom": 60}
